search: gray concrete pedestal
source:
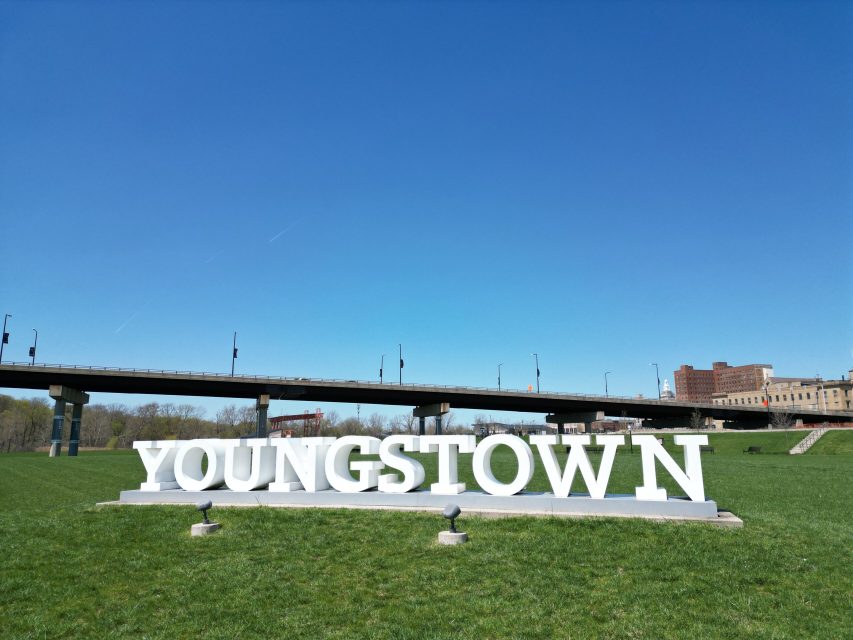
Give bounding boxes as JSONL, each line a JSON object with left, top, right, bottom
{"left": 191, "top": 522, "right": 221, "bottom": 536}
{"left": 438, "top": 531, "right": 468, "bottom": 545}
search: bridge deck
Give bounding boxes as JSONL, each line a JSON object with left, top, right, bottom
{"left": 1, "top": 363, "right": 850, "bottom": 423}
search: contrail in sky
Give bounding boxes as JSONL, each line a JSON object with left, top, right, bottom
{"left": 115, "top": 310, "right": 141, "bottom": 334}
{"left": 205, "top": 249, "right": 225, "bottom": 264}
{"left": 269, "top": 220, "right": 300, "bottom": 243}
{"left": 115, "top": 301, "right": 151, "bottom": 334}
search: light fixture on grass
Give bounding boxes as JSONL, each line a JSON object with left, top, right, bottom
{"left": 438, "top": 504, "right": 467, "bottom": 545}
{"left": 191, "top": 500, "right": 220, "bottom": 536}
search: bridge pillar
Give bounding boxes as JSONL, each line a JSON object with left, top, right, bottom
{"left": 48, "top": 385, "right": 89, "bottom": 457}
{"left": 413, "top": 403, "right": 450, "bottom": 435}
{"left": 256, "top": 394, "right": 270, "bottom": 438}
{"left": 547, "top": 411, "right": 603, "bottom": 436}
{"left": 418, "top": 416, "right": 426, "bottom": 436}
{"left": 68, "top": 403, "right": 84, "bottom": 456}
{"left": 49, "top": 398, "right": 66, "bottom": 457}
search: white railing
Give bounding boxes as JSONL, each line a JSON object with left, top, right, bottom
{"left": 789, "top": 427, "right": 830, "bottom": 454}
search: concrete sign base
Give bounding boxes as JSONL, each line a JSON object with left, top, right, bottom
{"left": 117, "top": 488, "right": 739, "bottom": 525}
{"left": 190, "top": 522, "right": 220, "bottom": 536}
{"left": 438, "top": 531, "right": 468, "bottom": 545}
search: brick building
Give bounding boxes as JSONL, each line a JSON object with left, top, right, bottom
{"left": 674, "top": 361, "right": 773, "bottom": 402}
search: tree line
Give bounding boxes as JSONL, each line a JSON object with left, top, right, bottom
{"left": 0, "top": 393, "right": 470, "bottom": 453}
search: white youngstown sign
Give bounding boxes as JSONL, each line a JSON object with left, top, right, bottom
{"left": 129, "top": 434, "right": 711, "bottom": 513}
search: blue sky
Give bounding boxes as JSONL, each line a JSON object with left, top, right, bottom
{"left": 1, "top": 1, "right": 851, "bottom": 422}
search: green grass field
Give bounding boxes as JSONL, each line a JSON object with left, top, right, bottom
{"left": 1, "top": 431, "right": 851, "bottom": 639}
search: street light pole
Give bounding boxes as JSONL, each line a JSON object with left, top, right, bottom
{"left": 816, "top": 374, "right": 826, "bottom": 413}
{"left": 498, "top": 363, "right": 503, "bottom": 391}
{"left": 605, "top": 371, "right": 611, "bottom": 397}
{"left": 380, "top": 354, "right": 384, "bottom": 384}
{"left": 399, "top": 344, "right": 403, "bottom": 385}
{"left": 0, "top": 313, "right": 10, "bottom": 363}
{"left": 650, "top": 363, "right": 661, "bottom": 400}
{"left": 231, "top": 332, "right": 238, "bottom": 376}
{"left": 531, "top": 353, "right": 540, "bottom": 393}
{"left": 764, "top": 381, "right": 772, "bottom": 426}
{"left": 30, "top": 328, "right": 37, "bottom": 365}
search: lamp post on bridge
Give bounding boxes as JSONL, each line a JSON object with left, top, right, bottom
{"left": 650, "top": 362, "right": 661, "bottom": 400}
{"left": 29, "top": 328, "right": 37, "bottom": 365}
{"left": 399, "top": 344, "right": 404, "bottom": 385}
{"left": 0, "top": 313, "right": 10, "bottom": 363}
{"left": 605, "top": 371, "right": 611, "bottom": 397}
{"left": 498, "top": 363, "right": 503, "bottom": 391}
{"left": 380, "top": 354, "right": 384, "bottom": 384}
{"left": 531, "top": 353, "right": 540, "bottom": 393}
{"left": 231, "top": 332, "right": 238, "bottom": 376}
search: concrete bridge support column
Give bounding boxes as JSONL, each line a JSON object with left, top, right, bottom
{"left": 49, "top": 398, "right": 66, "bottom": 457}
{"left": 547, "top": 411, "right": 605, "bottom": 438}
{"left": 68, "top": 403, "right": 84, "bottom": 456}
{"left": 256, "top": 394, "right": 270, "bottom": 438}
{"left": 418, "top": 416, "right": 426, "bottom": 436}
{"left": 413, "top": 402, "right": 450, "bottom": 435}
{"left": 48, "top": 385, "right": 89, "bottom": 457}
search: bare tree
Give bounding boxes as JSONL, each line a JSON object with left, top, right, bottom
{"left": 216, "top": 405, "right": 240, "bottom": 437}
{"left": 770, "top": 409, "right": 794, "bottom": 431}
{"left": 365, "top": 413, "right": 386, "bottom": 437}
{"left": 770, "top": 408, "right": 794, "bottom": 449}
{"left": 338, "top": 417, "right": 362, "bottom": 435}
{"left": 319, "top": 410, "right": 340, "bottom": 436}
{"left": 689, "top": 409, "right": 705, "bottom": 432}
{"left": 388, "top": 414, "right": 408, "bottom": 434}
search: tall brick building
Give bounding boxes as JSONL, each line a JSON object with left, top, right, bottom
{"left": 674, "top": 361, "right": 773, "bottom": 402}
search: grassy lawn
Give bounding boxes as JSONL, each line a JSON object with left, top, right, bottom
{"left": 807, "top": 429, "right": 853, "bottom": 455}
{"left": 1, "top": 433, "right": 851, "bottom": 639}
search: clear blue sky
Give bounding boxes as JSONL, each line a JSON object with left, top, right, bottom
{"left": 1, "top": 1, "right": 851, "bottom": 423}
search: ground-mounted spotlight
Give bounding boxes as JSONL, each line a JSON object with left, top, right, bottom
{"left": 191, "top": 500, "right": 220, "bottom": 536}
{"left": 197, "top": 500, "right": 213, "bottom": 524}
{"left": 438, "top": 504, "right": 468, "bottom": 545}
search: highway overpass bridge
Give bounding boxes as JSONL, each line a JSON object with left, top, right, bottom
{"left": 2, "top": 363, "right": 850, "bottom": 455}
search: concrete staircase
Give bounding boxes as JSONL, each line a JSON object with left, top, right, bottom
{"left": 789, "top": 427, "right": 829, "bottom": 455}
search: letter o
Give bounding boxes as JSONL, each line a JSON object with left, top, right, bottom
{"left": 174, "top": 439, "right": 227, "bottom": 491}
{"left": 472, "top": 435, "right": 534, "bottom": 496}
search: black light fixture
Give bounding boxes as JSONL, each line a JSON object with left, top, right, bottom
{"left": 197, "top": 500, "right": 213, "bottom": 525}
{"left": 443, "top": 504, "right": 461, "bottom": 533}
{"left": 30, "top": 328, "right": 37, "bottom": 365}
